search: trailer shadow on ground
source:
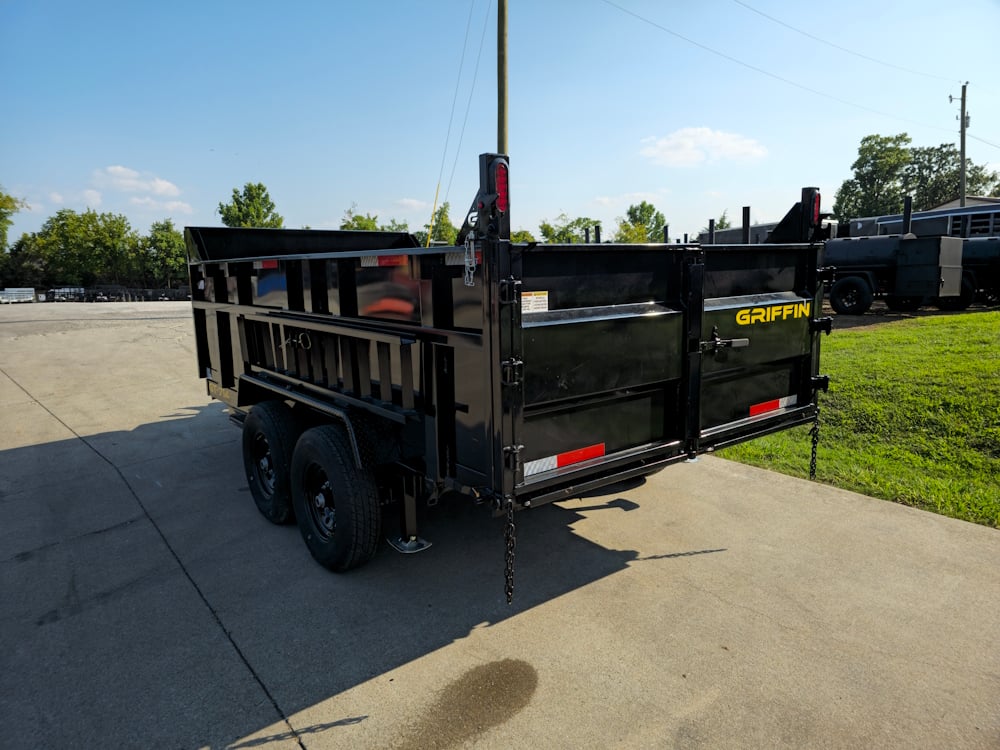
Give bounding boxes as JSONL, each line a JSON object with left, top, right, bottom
{"left": 2, "top": 405, "right": 706, "bottom": 747}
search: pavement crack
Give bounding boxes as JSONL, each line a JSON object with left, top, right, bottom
{"left": 0, "top": 365, "right": 305, "bottom": 748}
{"left": 4, "top": 516, "right": 147, "bottom": 563}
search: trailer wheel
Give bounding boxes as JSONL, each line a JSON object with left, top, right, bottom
{"left": 935, "top": 276, "right": 975, "bottom": 311}
{"left": 829, "top": 276, "right": 873, "bottom": 315}
{"left": 242, "top": 401, "right": 300, "bottom": 524}
{"left": 884, "top": 295, "right": 923, "bottom": 312}
{"left": 291, "top": 425, "right": 381, "bottom": 571}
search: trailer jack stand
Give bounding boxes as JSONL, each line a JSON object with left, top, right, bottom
{"left": 388, "top": 475, "right": 432, "bottom": 554}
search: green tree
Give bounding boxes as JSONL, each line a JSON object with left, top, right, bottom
{"left": 381, "top": 218, "right": 410, "bottom": 233}
{"left": 539, "top": 213, "right": 600, "bottom": 243}
{"left": 614, "top": 201, "right": 668, "bottom": 243}
{"left": 833, "top": 133, "right": 912, "bottom": 220}
{"left": 1, "top": 233, "right": 46, "bottom": 287}
{"left": 341, "top": 204, "right": 379, "bottom": 231}
{"left": 28, "top": 209, "right": 140, "bottom": 286}
{"left": 511, "top": 229, "right": 536, "bottom": 243}
{"left": 0, "top": 187, "right": 28, "bottom": 250}
{"left": 903, "top": 143, "right": 1000, "bottom": 210}
{"left": 146, "top": 219, "right": 187, "bottom": 288}
{"left": 218, "top": 182, "right": 284, "bottom": 228}
{"left": 419, "top": 202, "right": 458, "bottom": 246}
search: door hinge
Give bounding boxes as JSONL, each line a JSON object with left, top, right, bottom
{"left": 501, "top": 358, "right": 524, "bottom": 388}
{"left": 810, "top": 316, "right": 833, "bottom": 335}
{"left": 499, "top": 277, "right": 522, "bottom": 306}
{"left": 503, "top": 444, "right": 524, "bottom": 472}
{"left": 811, "top": 375, "right": 830, "bottom": 393}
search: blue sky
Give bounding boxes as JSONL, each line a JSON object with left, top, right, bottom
{"left": 2, "top": 0, "right": 999, "bottom": 243}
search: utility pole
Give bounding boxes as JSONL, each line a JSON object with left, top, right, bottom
{"left": 950, "top": 82, "right": 969, "bottom": 207}
{"left": 498, "top": 0, "right": 508, "bottom": 155}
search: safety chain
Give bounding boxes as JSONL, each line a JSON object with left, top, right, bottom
{"left": 504, "top": 498, "right": 516, "bottom": 604}
{"left": 809, "top": 405, "right": 820, "bottom": 481}
{"left": 464, "top": 236, "right": 478, "bottom": 287}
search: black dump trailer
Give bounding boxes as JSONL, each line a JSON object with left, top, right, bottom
{"left": 822, "top": 235, "right": 964, "bottom": 314}
{"left": 187, "top": 154, "right": 830, "bottom": 595}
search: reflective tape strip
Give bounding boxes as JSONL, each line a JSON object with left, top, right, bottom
{"left": 445, "top": 251, "right": 482, "bottom": 266}
{"left": 749, "top": 394, "right": 798, "bottom": 417}
{"left": 524, "top": 443, "right": 606, "bottom": 477}
{"left": 360, "top": 255, "right": 408, "bottom": 268}
{"left": 254, "top": 259, "right": 279, "bottom": 270}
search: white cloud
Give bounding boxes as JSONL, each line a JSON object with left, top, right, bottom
{"left": 93, "top": 165, "right": 181, "bottom": 197}
{"left": 82, "top": 189, "right": 102, "bottom": 207}
{"left": 49, "top": 192, "right": 64, "bottom": 204}
{"left": 129, "top": 196, "right": 193, "bottom": 214}
{"left": 641, "top": 128, "right": 767, "bottom": 167}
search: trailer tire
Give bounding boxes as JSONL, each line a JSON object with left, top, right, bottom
{"left": 242, "top": 401, "right": 300, "bottom": 524}
{"left": 291, "top": 425, "right": 381, "bottom": 572}
{"left": 829, "top": 276, "right": 873, "bottom": 315}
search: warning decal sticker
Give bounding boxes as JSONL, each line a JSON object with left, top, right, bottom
{"left": 521, "top": 290, "right": 549, "bottom": 313}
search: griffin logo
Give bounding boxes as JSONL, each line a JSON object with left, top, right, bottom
{"left": 736, "top": 301, "right": 811, "bottom": 325}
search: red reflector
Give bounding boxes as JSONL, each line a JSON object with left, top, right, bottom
{"left": 749, "top": 399, "right": 781, "bottom": 417}
{"left": 259, "top": 259, "right": 279, "bottom": 270}
{"left": 557, "top": 443, "right": 605, "bottom": 468}
{"left": 812, "top": 193, "right": 821, "bottom": 224}
{"left": 377, "top": 255, "right": 408, "bottom": 267}
{"left": 749, "top": 395, "right": 798, "bottom": 417}
{"left": 495, "top": 161, "right": 509, "bottom": 214}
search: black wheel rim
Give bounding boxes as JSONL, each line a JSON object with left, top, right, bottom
{"left": 304, "top": 463, "right": 336, "bottom": 540}
{"left": 843, "top": 286, "right": 859, "bottom": 309}
{"left": 251, "top": 434, "right": 276, "bottom": 498}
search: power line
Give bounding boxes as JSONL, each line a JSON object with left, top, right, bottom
{"left": 434, "top": 0, "right": 478, "bottom": 198}
{"left": 446, "top": 0, "right": 494, "bottom": 204}
{"left": 730, "top": 0, "right": 956, "bottom": 83}
{"left": 597, "top": 0, "right": 953, "bottom": 135}
{"left": 968, "top": 134, "right": 1000, "bottom": 151}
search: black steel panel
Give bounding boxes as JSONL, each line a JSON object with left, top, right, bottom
{"left": 520, "top": 248, "right": 670, "bottom": 310}
{"left": 700, "top": 363, "right": 799, "bottom": 430}
{"left": 701, "top": 292, "right": 811, "bottom": 373}
{"left": 522, "top": 303, "right": 683, "bottom": 403}
{"left": 520, "top": 388, "right": 674, "bottom": 470}
{"left": 186, "top": 226, "right": 419, "bottom": 262}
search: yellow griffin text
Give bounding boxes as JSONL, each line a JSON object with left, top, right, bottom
{"left": 735, "top": 301, "right": 811, "bottom": 326}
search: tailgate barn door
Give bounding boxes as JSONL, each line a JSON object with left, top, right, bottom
{"left": 694, "top": 243, "right": 826, "bottom": 450}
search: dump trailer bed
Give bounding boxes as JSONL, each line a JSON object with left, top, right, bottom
{"left": 187, "top": 154, "right": 830, "bottom": 595}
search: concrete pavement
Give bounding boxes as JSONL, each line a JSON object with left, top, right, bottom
{"left": 1, "top": 302, "right": 997, "bottom": 749}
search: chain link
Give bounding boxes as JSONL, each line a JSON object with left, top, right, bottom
{"left": 809, "top": 405, "right": 820, "bottom": 481}
{"left": 504, "top": 498, "right": 516, "bottom": 604}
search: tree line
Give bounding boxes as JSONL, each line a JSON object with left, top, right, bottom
{"left": 4, "top": 132, "right": 995, "bottom": 290}
{"left": 833, "top": 134, "right": 1000, "bottom": 220}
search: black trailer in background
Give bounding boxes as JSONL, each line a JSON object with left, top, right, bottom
{"left": 187, "top": 154, "right": 830, "bottom": 596}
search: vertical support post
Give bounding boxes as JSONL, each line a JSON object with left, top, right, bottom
{"left": 742, "top": 206, "right": 751, "bottom": 244}
{"left": 708, "top": 218, "right": 715, "bottom": 244}
{"left": 902, "top": 195, "right": 913, "bottom": 235}
{"left": 594, "top": 224, "right": 601, "bottom": 243}
{"left": 498, "top": 0, "right": 508, "bottom": 155}
{"left": 959, "top": 82, "right": 967, "bottom": 208}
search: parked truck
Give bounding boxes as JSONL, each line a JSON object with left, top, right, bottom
{"left": 186, "top": 155, "right": 830, "bottom": 597}
{"left": 823, "top": 234, "right": 964, "bottom": 314}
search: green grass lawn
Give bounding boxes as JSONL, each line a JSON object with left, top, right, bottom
{"left": 718, "top": 310, "right": 1000, "bottom": 527}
